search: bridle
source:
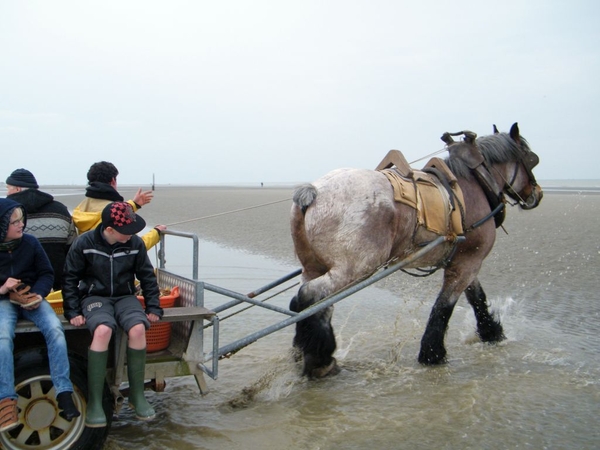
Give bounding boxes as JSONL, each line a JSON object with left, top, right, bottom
{"left": 497, "top": 150, "right": 540, "bottom": 208}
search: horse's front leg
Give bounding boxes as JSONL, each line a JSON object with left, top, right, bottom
{"left": 465, "top": 278, "right": 505, "bottom": 343}
{"left": 418, "top": 288, "right": 461, "bottom": 365}
{"left": 418, "top": 264, "right": 477, "bottom": 365}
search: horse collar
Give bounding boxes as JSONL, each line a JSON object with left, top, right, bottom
{"left": 470, "top": 164, "right": 506, "bottom": 228}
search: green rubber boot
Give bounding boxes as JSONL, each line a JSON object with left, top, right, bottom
{"left": 127, "top": 347, "right": 156, "bottom": 421}
{"left": 86, "top": 349, "right": 108, "bottom": 428}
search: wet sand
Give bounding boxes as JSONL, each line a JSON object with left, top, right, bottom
{"left": 30, "top": 184, "right": 600, "bottom": 449}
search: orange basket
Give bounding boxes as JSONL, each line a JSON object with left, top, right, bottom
{"left": 138, "top": 286, "right": 179, "bottom": 353}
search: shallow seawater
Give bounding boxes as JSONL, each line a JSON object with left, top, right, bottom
{"left": 104, "top": 215, "right": 600, "bottom": 450}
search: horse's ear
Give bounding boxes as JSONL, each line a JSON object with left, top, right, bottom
{"left": 493, "top": 124, "right": 499, "bottom": 134}
{"left": 509, "top": 122, "right": 521, "bottom": 143}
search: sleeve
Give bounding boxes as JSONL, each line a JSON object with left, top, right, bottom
{"left": 62, "top": 238, "right": 87, "bottom": 320}
{"left": 134, "top": 241, "right": 163, "bottom": 318}
{"left": 141, "top": 229, "right": 160, "bottom": 250}
{"left": 126, "top": 199, "right": 139, "bottom": 211}
{"left": 30, "top": 239, "right": 54, "bottom": 298}
{"left": 126, "top": 200, "right": 160, "bottom": 250}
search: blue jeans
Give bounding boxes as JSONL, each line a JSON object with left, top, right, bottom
{"left": 0, "top": 299, "right": 73, "bottom": 400}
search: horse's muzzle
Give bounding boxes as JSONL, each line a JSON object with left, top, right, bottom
{"left": 520, "top": 185, "right": 543, "bottom": 210}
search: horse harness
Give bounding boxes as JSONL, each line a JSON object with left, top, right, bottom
{"left": 441, "top": 131, "right": 506, "bottom": 229}
{"left": 376, "top": 131, "right": 520, "bottom": 276}
{"left": 378, "top": 153, "right": 466, "bottom": 276}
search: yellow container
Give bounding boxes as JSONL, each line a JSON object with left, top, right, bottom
{"left": 46, "top": 290, "right": 64, "bottom": 315}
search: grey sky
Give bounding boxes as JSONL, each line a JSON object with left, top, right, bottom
{"left": 1, "top": 1, "right": 598, "bottom": 185}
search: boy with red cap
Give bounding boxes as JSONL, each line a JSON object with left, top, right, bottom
{"left": 63, "top": 201, "right": 163, "bottom": 427}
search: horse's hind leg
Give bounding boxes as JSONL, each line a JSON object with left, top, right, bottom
{"left": 465, "top": 278, "right": 505, "bottom": 343}
{"left": 290, "top": 281, "right": 340, "bottom": 379}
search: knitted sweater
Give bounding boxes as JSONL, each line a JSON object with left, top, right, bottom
{"left": 8, "top": 189, "right": 76, "bottom": 290}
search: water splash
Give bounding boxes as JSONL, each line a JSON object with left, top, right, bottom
{"left": 224, "top": 351, "right": 303, "bottom": 409}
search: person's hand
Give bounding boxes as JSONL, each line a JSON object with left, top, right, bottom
{"left": 0, "top": 277, "right": 21, "bottom": 295}
{"left": 21, "top": 297, "right": 42, "bottom": 310}
{"left": 9, "top": 284, "right": 43, "bottom": 309}
{"left": 154, "top": 225, "right": 167, "bottom": 233}
{"left": 147, "top": 313, "right": 160, "bottom": 323}
{"left": 133, "top": 188, "right": 154, "bottom": 207}
{"left": 69, "top": 315, "right": 86, "bottom": 327}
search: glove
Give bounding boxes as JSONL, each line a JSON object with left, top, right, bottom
{"left": 9, "top": 284, "right": 42, "bottom": 309}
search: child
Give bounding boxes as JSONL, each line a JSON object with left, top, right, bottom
{"left": 0, "top": 198, "right": 79, "bottom": 432}
{"left": 62, "top": 201, "right": 163, "bottom": 427}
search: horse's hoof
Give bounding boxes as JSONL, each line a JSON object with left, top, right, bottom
{"left": 477, "top": 320, "right": 506, "bottom": 343}
{"left": 308, "top": 358, "right": 341, "bottom": 379}
{"left": 418, "top": 350, "right": 447, "bottom": 366}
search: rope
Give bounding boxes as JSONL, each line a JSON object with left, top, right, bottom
{"left": 162, "top": 148, "right": 449, "bottom": 228}
{"left": 408, "top": 147, "right": 448, "bottom": 165}
{"left": 164, "top": 197, "right": 292, "bottom": 227}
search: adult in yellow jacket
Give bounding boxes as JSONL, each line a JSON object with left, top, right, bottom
{"left": 73, "top": 162, "right": 166, "bottom": 249}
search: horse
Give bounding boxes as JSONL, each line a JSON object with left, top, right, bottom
{"left": 289, "top": 123, "right": 543, "bottom": 378}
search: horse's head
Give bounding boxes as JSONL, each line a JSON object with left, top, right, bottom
{"left": 496, "top": 123, "right": 543, "bottom": 210}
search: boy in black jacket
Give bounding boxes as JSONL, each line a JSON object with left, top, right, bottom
{"left": 63, "top": 202, "right": 163, "bottom": 428}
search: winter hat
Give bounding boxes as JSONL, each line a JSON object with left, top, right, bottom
{"left": 6, "top": 169, "right": 39, "bottom": 189}
{"left": 101, "top": 202, "right": 146, "bottom": 235}
{"left": 0, "top": 198, "right": 25, "bottom": 243}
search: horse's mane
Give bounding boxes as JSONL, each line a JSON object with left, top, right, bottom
{"left": 444, "top": 132, "right": 531, "bottom": 178}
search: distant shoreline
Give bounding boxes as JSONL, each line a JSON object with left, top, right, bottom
{"left": 2, "top": 180, "right": 600, "bottom": 197}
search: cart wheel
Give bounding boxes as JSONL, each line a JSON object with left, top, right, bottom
{"left": 0, "top": 348, "right": 112, "bottom": 450}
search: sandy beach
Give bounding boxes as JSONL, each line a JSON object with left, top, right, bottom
{"left": 5, "top": 183, "right": 600, "bottom": 449}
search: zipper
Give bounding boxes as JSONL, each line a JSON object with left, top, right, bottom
{"left": 110, "top": 254, "right": 114, "bottom": 297}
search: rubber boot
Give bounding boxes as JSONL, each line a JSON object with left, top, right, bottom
{"left": 126, "top": 347, "right": 155, "bottom": 421}
{"left": 86, "top": 349, "right": 108, "bottom": 428}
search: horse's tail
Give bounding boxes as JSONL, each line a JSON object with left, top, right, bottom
{"left": 293, "top": 184, "right": 317, "bottom": 215}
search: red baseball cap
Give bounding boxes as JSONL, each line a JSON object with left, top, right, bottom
{"left": 101, "top": 202, "right": 146, "bottom": 235}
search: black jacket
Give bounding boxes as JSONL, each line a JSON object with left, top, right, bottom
{"left": 62, "top": 226, "right": 162, "bottom": 321}
{"left": 8, "top": 189, "right": 76, "bottom": 290}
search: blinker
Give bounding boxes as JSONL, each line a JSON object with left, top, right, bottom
{"left": 523, "top": 151, "right": 539, "bottom": 170}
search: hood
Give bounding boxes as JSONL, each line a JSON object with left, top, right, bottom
{"left": 8, "top": 189, "right": 54, "bottom": 214}
{"left": 0, "top": 197, "right": 26, "bottom": 242}
{"left": 85, "top": 182, "right": 124, "bottom": 202}
{"left": 72, "top": 207, "right": 102, "bottom": 233}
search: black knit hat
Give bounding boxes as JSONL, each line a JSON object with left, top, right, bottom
{"left": 101, "top": 202, "right": 146, "bottom": 235}
{"left": 6, "top": 169, "right": 39, "bottom": 189}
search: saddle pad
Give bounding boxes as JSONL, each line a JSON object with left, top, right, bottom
{"left": 381, "top": 163, "right": 464, "bottom": 235}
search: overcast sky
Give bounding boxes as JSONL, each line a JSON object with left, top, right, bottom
{"left": 1, "top": 1, "right": 598, "bottom": 186}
